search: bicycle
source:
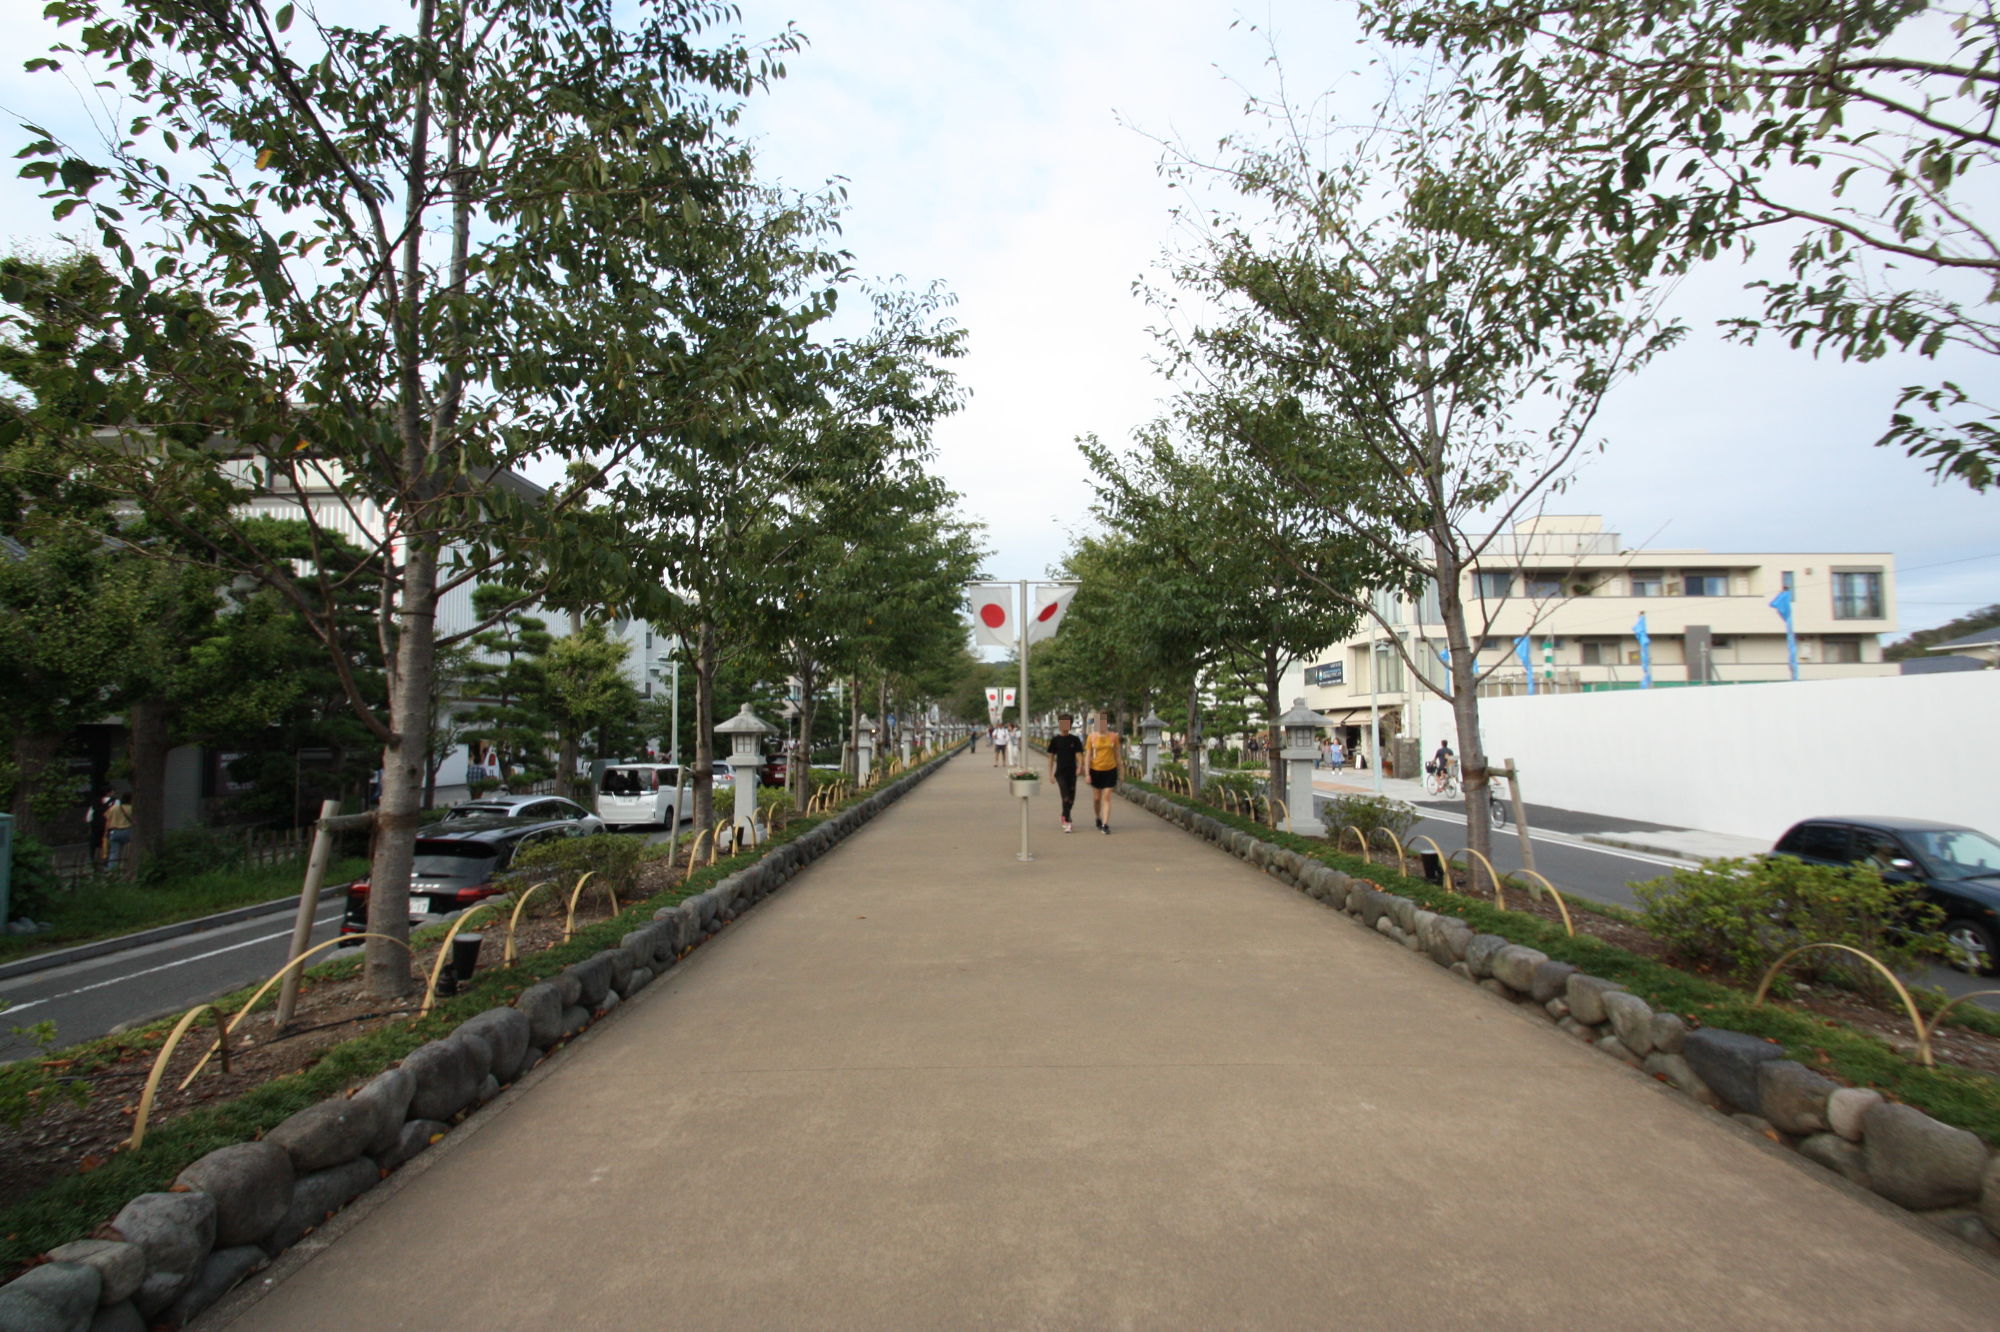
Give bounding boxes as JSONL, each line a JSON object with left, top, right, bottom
{"left": 1424, "top": 761, "right": 1459, "bottom": 799}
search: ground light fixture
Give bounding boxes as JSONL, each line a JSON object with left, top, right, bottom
{"left": 440, "top": 932, "right": 484, "bottom": 996}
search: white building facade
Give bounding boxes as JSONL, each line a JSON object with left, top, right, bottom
{"left": 1301, "top": 516, "right": 1897, "bottom": 773}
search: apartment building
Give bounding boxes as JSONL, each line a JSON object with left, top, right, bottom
{"left": 1300, "top": 516, "right": 1896, "bottom": 770}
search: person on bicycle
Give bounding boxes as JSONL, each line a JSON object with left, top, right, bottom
{"left": 1431, "top": 740, "right": 1456, "bottom": 788}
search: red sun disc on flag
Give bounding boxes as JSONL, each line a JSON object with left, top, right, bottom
{"left": 1036, "top": 602, "right": 1060, "bottom": 621}
{"left": 980, "top": 604, "right": 1007, "bottom": 628}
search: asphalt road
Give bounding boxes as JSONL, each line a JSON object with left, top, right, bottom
{"left": 0, "top": 901, "right": 347, "bottom": 1062}
{"left": 0, "top": 825, "right": 692, "bottom": 1064}
{"left": 1384, "top": 799, "right": 2000, "bottom": 1011}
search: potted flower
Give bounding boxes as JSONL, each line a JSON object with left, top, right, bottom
{"left": 1008, "top": 768, "right": 1040, "bottom": 798}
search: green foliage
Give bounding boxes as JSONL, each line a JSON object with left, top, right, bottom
{"left": 1886, "top": 603, "right": 2000, "bottom": 662}
{"left": 1635, "top": 856, "right": 1952, "bottom": 991}
{"left": 135, "top": 827, "right": 244, "bottom": 886}
{"left": 1322, "top": 794, "right": 1420, "bottom": 844}
{"left": 1361, "top": 0, "right": 2000, "bottom": 489}
{"left": 507, "top": 834, "right": 648, "bottom": 903}
{"left": 5, "top": 835, "right": 63, "bottom": 921}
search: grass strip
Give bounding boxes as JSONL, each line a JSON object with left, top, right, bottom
{"left": 1131, "top": 780, "right": 2000, "bottom": 1146}
{"left": 0, "top": 757, "right": 948, "bottom": 1273}
{"left": 0, "top": 859, "right": 370, "bottom": 964}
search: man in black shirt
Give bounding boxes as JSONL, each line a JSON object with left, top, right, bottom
{"left": 1046, "top": 713, "right": 1085, "bottom": 833}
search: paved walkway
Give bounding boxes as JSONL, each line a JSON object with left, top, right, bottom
{"left": 219, "top": 755, "right": 1998, "bottom": 1330}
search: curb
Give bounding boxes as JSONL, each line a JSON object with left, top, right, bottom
{"left": 1579, "top": 833, "right": 1704, "bottom": 863}
{"left": 0, "top": 887, "right": 343, "bottom": 983}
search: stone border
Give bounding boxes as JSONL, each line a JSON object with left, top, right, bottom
{"left": 0, "top": 748, "right": 963, "bottom": 1332}
{"left": 1120, "top": 784, "right": 2000, "bottom": 1265}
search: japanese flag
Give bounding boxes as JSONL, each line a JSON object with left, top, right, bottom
{"left": 1002, "top": 688, "right": 1016, "bottom": 707}
{"left": 1026, "top": 583, "right": 1077, "bottom": 643}
{"left": 968, "top": 584, "right": 1015, "bottom": 647}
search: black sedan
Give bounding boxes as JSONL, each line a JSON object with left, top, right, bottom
{"left": 1772, "top": 816, "right": 2000, "bottom": 975}
{"left": 340, "top": 816, "right": 586, "bottom": 938}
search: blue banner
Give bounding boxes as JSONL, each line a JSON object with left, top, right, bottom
{"left": 1770, "top": 587, "right": 1799, "bottom": 680}
{"left": 1633, "top": 614, "right": 1652, "bottom": 689}
{"left": 1514, "top": 635, "right": 1536, "bottom": 695}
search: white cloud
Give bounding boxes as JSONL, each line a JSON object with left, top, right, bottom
{"left": 2, "top": 0, "right": 1992, "bottom": 635}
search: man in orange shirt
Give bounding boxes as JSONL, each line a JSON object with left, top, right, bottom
{"left": 1084, "top": 711, "right": 1122, "bottom": 835}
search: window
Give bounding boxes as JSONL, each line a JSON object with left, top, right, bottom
{"left": 1629, "top": 570, "right": 1663, "bottom": 597}
{"left": 1682, "top": 569, "right": 1729, "bottom": 597}
{"left": 1832, "top": 569, "right": 1884, "bottom": 619}
{"left": 1474, "top": 571, "right": 1512, "bottom": 600}
{"left": 1523, "top": 573, "right": 1563, "bottom": 599}
{"left": 1823, "top": 637, "right": 1862, "bottom": 664}
{"left": 1415, "top": 581, "right": 1443, "bottom": 624}
{"left": 1779, "top": 822, "right": 1852, "bottom": 862}
{"left": 1372, "top": 642, "right": 1405, "bottom": 693}
{"left": 1579, "top": 639, "right": 1621, "bottom": 666}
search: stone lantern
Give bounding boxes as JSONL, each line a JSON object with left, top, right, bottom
{"left": 1139, "top": 711, "right": 1165, "bottom": 780}
{"left": 715, "top": 703, "right": 775, "bottom": 846}
{"left": 1277, "top": 696, "right": 1331, "bottom": 836}
{"left": 856, "top": 713, "right": 877, "bottom": 786}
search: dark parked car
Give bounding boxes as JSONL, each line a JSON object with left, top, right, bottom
{"left": 1771, "top": 816, "right": 2000, "bottom": 975}
{"left": 339, "top": 816, "right": 588, "bottom": 938}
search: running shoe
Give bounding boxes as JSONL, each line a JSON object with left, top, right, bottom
{"left": 1062, "top": 820, "right": 1072, "bottom": 833}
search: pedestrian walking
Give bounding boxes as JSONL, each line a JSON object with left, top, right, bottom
{"left": 1330, "top": 739, "right": 1345, "bottom": 773}
{"left": 990, "top": 722, "right": 1006, "bottom": 767}
{"left": 103, "top": 794, "right": 133, "bottom": 870}
{"left": 1084, "top": 712, "right": 1122, "bottom": 834}
{"left": 1046, "top": 713, "right": 1084, "bottom": 833}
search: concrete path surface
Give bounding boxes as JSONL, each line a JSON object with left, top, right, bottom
{"left": 216, "top": 755, "right": 2000, "bottom": 1330}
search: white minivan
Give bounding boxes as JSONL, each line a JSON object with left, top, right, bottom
{"left": 597, "top": 764, "right": 687, "bottom": 829}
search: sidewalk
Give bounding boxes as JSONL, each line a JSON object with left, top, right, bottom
{"left": 219, "top": 755, "right": 1998, "bottom": 1330}
{"left": 1310, "top": 768, "right": 1767, "bottom": 862}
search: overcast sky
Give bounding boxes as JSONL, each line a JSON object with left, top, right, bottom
{"left": 724, "top": 0, "right": 1999, "bottom": 639}
{"left": 2, "top": 1, "right": 1993, "bottom": 640}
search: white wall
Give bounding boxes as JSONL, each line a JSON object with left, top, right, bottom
{"left": 1419, "top": 671, "right": 2000, "bottom": 843}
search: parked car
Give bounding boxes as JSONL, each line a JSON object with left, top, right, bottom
{"left": 1771, "top": 816, "right": 2000, "bottom": 974}
{"left": 437, "top": 793, "right": 605, "bottom": 836}
{"left": 597, "top": 763, "right": 686, "bottom": 829}
{"left": 339, "top": 816, "right": 588, "bottom": 937}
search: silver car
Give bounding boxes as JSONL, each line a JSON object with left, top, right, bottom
{"left": 439, "top": 793, "right": 606, "bottom": 836}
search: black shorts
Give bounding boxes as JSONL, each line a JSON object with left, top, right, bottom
{"left": 1088, "top": 768, "right": 1118, "bottom": 790}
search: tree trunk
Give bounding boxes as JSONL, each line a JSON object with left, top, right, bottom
{"left": 127, "top": 697, "right": 172, "bottom": 865}
{"left": 1431, "top": 533, "right": 1493, "bottom": 876}
{"left": 792, "top": 651, "right": 816, "bottom": 808}
{"left": 364, "top": 540, "right": 440, "bottom": 1001}
{"left": 691, "top": 619, "right": 717, "bottom": 833}
{"left": 558, "top": 610, "right": 582, "bottom": 802}
{"left": 1261, "top": 642, "right": 1283, "bottom": 826}
{"left": 1186, "top": 673, "right": 1205, "bottom": 797}
{"left": 9, "top": 731, "right": 65, "bottom": 844}
{"left": 848, "top": 674, "right": 860, "bottom": 779}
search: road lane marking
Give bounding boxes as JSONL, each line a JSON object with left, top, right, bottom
{"left": 0, "top": 909, "right": 343, "bottom": 1015}
{"left": 1380, "top": 805, "right": 1694, "bottom": 870}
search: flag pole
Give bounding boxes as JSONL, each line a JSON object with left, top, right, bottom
{"left": 1017, "top": 578, "right": 1033, "bottom": 862}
